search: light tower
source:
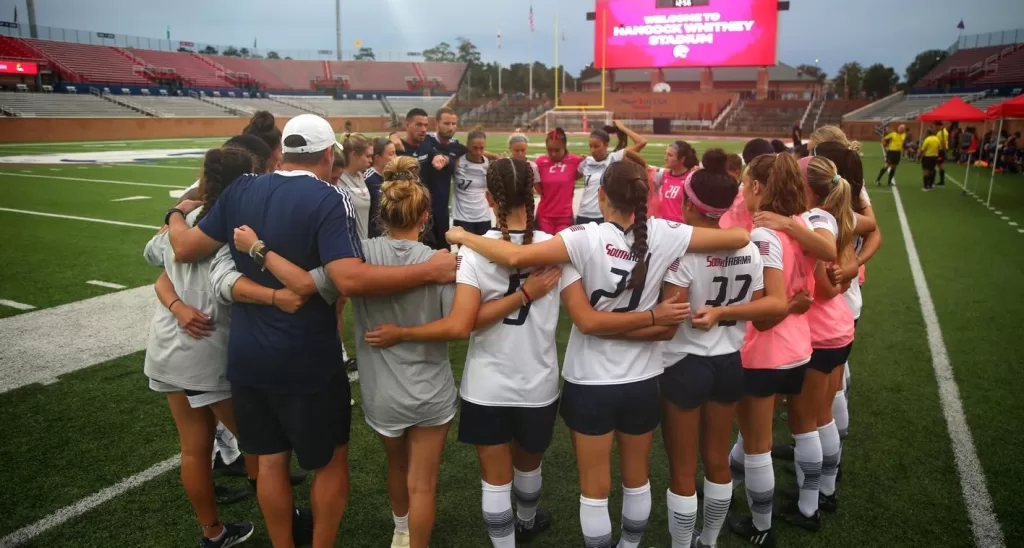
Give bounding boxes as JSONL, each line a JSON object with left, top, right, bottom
{"left": 335, "top": 0, "right": 342, "bottom": 60}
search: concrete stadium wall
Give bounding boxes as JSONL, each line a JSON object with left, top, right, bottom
{"left": 1, "top": 116, "right": 392, "bottom": 143}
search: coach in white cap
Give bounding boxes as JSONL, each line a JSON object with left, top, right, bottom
{"left": 164, "top": 113, "right": 456, "bottom": 547}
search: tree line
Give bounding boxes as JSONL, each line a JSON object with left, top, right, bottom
{"left": 176, "top": 45, "right": 292, "bottom": 60}
{"left": 795, "top": 49, "right": 949, "bottom": 100}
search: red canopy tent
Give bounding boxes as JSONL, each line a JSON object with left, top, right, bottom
{"left": 917, "top": 97, "right": 988, "bottom": 194}
{"left": 983, "top": 95, "right": 1024, "bottom": 206}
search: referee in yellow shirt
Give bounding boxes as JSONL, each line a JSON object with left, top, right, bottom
{"left": 876, "top": 123, "right": 907, "bottom": 187}
{"left": 934, "top": 121, "right": 949, "bottom": 186}
{"left": 920, "top": 129, "right": 941, "bottom": 191}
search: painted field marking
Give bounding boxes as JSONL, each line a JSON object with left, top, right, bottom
{"left": 0, "top": 208, "right": 160, "bottom": 230}
{"left": 86, "top": 280, "right": 127, "bottom": 290}
{"left": 0, "top": 173, "right": 185, "bottom": 189}
{"left": 891, "top": 185, "right": 1006, "bottom": 548}
{"left": 110, "top": 196, "right": 151, "bottom": 202}
{"left": 0, "top": 136, "right": 227, "bottom": 147}
{"left": 948, "top": 175, "right": 1019, "bottom": 234}
{"left": 0, "top": 455, "right": 180, "bottom": 547}
{"left": 123, "top": 164, "right": 200, "bottom": 171}
{"left": 0, "top": 299, "right": 35, "bottom": 311}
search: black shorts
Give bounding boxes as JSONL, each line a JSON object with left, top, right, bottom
{"left": 560, "top": 377, "right": 661, "bottom": 436}
{"left": 232, "top": 372, "right": 352, "bottom": 471}
{"left": 575, "top": 215, "right": 604, "bottom": 225}
{"left": 743, "top": 365, "right": 807, "bottom": 398}
{"left": 921, "top": 156, "right": 938, "bottom": 171}
{"left": 424, "top": 211, "right": 451, "bottom": 251}
{"left": 808, "top": 345, "right": 853, "bottom": 374}
{"left": 660, "top": 353, "right": 743, "bottom": 409}
{"left": 458, "top": 398, "right": 559, "bottom": 454}
{"left": 938, "top": 150, "right": 947, "bottom": 165}
{"left": 453, "top": 219, "right": 492, "bottom": 236}
{"left": 885, "top": 150, "right": 902, "bottom": 166}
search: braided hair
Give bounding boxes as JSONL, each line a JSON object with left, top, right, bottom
{"left": 486, "top": 157, "right": 537, "bottom": 245}
{"left": 196, "top": 147, "right": 256, "bottom": 222}
{"left": 601, "top": 161, "right": 650, "bottom": 291}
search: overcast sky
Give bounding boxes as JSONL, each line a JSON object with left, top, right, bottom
{"left": 1, "top": 0, "right": 1019, "bottom": 78}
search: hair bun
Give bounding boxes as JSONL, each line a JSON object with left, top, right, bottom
{"left": 250, "top": 111, "right": 275, "bottom": 130}
{"left": 701, "top": 148, "right": 728, "bottom": 174}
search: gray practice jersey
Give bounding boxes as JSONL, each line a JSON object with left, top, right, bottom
{"left": 350, "top": 237, "right": 458, "bottom": 433}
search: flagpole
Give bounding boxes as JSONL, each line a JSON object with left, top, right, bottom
{"left": 554, "top": 15, "right": 559, "bottom": 105}
{"left": 529, "top": 3, "right": 534, "bottom": 99}
{"left": 497, "top": 28, "right": 502, "bottom": 97}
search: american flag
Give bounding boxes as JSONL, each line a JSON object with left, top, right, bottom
{"left": 756, "top": 241, "right": 770, "bottom": 256}
{"left": 568, "top": 225, "right": 586, "bottom": 232}
{"left": 455, "top": 256, "right": 463, "bottom": 270}
{"left": 529, "top": 4, "right": 535, "bottom": 32}
{"left": 808, "top": 214, "right": 822, "bottom": 223}
{"left": 668, "top": 258, "right": 680, "bottom": 272}
{"left": 497, "top": 28, "right": 502, "bottom": 49}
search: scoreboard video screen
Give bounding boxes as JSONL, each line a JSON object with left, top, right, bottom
{"left": 595, "top": 0, "right": 779, "bottom": 69}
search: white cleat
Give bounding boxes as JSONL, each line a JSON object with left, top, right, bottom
{"left": 391, "top": 530, "right": 410, "bottom": 548}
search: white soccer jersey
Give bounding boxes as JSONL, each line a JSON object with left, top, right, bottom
{"left": 663, "top": 242, "right": 764, "bottom": 360}
{"left": 452, "top": 156, "right": 491, "bottom": 223}
{"left": 751, "top": 227, "right": 784, "bottom": 271}
{"left": 457, "top": 230, "right": 570, "bottom": 406}
{"left": 576, "top": 149, "right": 626, "bottom": 218}
{"left": 560, "top": 218, "right": 694, "bottom": 385}
{"left": 801, "top": 207, "right": 838, "bottom": 237}
{"left": 844, "top": 212, "right": 866, "bottom": 319}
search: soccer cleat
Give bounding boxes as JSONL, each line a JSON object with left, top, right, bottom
{"left": 293, "top": 507, "right": 314, "bottom": 547}
{"left": 728, "top": 515, "right": 775, "bottom": 547}
{"left": 201, "top": 522, "right": 255, "bottom": 548}
{"left": 818, "top": 493, "right": 839, "bottom": 513}
{"left": 836, "top": 463, "right": 843, "bottom": 483}
{"left": 773, "top": 499, "right": 822, "bottom": 532}
{"left": 691, "top": 530, "right": 710, "bottom": 547}
{"left": 346, "top": 358, "right": 359, "bottom": 382}
{"left": 390, "top": 529, "right": 410, "bottom": 548}
{"left": 214, "top": 484, "right": 248, "bottom": 505}
{"left": 770, "top": 443, "right": 795, "bottom": 461}
{"left": 214, "top": 455, "right": 248, "bottom": 478}
{"left": 289, "top": 469, "right": 309, "bottom": 485}
{"left": 515, "top": 508, "right": 552, "bottom": 543}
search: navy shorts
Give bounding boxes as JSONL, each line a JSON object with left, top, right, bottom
{"left": 453, "top": 219, "right": 492, "bottom": 236}
{"left": 232, "top": 371, "right": 351, "bottom": 471}
{"left": 458, "top": 398, "right": 559, "bottom": 454}
{"left": 574, "top": 215, "right": 604, "bottom": 225}
{"left": 660, "top": 353, "right": 744, "bottom": 409}
{"left": 743, "top": 365, "right": 807, "bottom": 398}
{"left": 560, "top": 377, "right": 661, "bottom": 436}
{"left": 808, "top": 345, "right": 852, "bottom": 374}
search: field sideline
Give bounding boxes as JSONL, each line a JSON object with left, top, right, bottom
{"left": 1, "top": 134, "right": 1022, "bottom": 547}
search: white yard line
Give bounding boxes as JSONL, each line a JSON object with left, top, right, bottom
{"left": 0, "top": 208, "right": 160, "bottom": 230}
{"left": 0, "top": 286, "right": 155, "bottom": 393}
{"left": 0, "top": 137, "right": 227, "bottom": 148}
{"left": 0, "top": 173, "right": 185, "bottom": 189}
{"left": 86, "top": 280, "right": 127, "bottom": 290}
{"left": 110, "top": 196, "right": 151, "bottom": 202}
{"left": 948, "top": 174, "right": 1022, "bottom": 234}
{"left": 0, "top": 299, "right": 35, "bottom": 311}
{"left": 0, "top": 455, "right": 180, "bottom": 547}
{"left": 891, "top": 185, "right": 1006, "bottom": 548}
{"left": 122, "top": 164, "right": 200, "bottom": 170}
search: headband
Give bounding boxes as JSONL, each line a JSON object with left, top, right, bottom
{"left": 683, "top": 172, "right": 730, "bottom": 219}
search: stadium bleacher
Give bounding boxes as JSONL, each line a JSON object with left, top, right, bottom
{"left": 279, "top": 96, "right": 390, "bottom": 117}
{"left": 128, "top": 49, "right": 232, "bottom": 88}
{"left": 725, "top": 100, "right": 809, "bottom": 134}
{"left": 844, "top": 93, "right": 963, "bottom": 121}
{"left": 128, "top": 96, "right": 234, "bottom": 117}
{"left": 385, "top": 96, "right": 451, "bottom": 117}
{"left": 206, "top": 56, "right": 293, "bottom": 90}
{"left": 974, "top": 45, "right": 1024, "bottom": 87}
{"left": 22, "top": 38, "right": 151, "bottom": 85}
{"left": 0, "top": 91, "right": 139, "bottom": 117}
{"left": 0, "top": 35, "right": 45, "bottom": 62}
{"left": 217, "top": 97, "right": 310, "bottom": 117}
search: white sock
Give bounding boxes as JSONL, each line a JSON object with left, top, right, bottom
{"left": 481, "top": 481, "right": 515, "bottom": 547}
{"left": 819, "top": 421, "right": 841, "bottom": 496}
{"left": 793, "top": 431, "right": 822, "bottom": 517}
{"left": 617, "top": 482, "right": 651, "bottom": 548}
{"left": 701, "top": 479, "right": 732, "bottom": 547}
{"left": 666, "top": 489, "right": 697, "bottom": 548}
{"left": 212, "top": 422, "right": 240, "bottom": 466}
{"left": 393, "top": 512, "right": 409, "bottom": 534}
{"left": 580, "top": 495, "right": 612, "bottom": 548}
{"left": 513, "top": 466, "right": 542, "bottom": 527}
{"left": 745, "top": 452, "right": 774, "bottom": 532}
{"left": 844, "top": 361, "right": 851, "bottom": 400}
{"left": 833, "top": 390, "right": 849, "bottom": 439}
{"left": 729, "top": 434, "right": 745, "bottom": 488}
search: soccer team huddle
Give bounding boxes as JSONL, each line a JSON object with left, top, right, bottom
{"left": 146, "top": 107, "right": 881, "bottom": 548}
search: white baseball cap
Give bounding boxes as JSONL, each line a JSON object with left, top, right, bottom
{"left": 281, "top": 114, "right": 342, "bottom": 154}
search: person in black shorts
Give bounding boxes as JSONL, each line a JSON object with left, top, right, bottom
{"left": 876, "top": 124, "right": 906, "bottom": 187}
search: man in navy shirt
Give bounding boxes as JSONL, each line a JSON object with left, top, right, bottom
{"left": 166, "top": 114, "right": 455, "bottom": 547}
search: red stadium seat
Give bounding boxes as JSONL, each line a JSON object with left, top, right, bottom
{"left": 22, "top": 39, "right": 151, "bottom": 85}
{"left": 127, "top": 49, "right": 232, "bottom": 88}
{"left": 0, "top": 36, "right": 45, "bottom": 63}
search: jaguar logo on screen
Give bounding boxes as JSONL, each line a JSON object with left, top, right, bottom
{"left": 672, "top": 45, "right": 690, "bottom": 59}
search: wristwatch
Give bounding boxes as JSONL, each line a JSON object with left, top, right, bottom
{"left": 164, "top": 208, "right": 185, "bottom": 225}
{"left": 250, "top": 240, "right": 268, "bottom": 269}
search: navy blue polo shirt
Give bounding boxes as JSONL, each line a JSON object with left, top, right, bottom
{"left": 198, "top": 170, "right": 363, "bottom": 394}
{"left": 363, "top": 167, "right": 384, "bottom": 239}
{"left": 400, "top": 135, "right": 464, "bottom": 220}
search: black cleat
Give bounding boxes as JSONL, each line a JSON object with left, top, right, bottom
{"left": 201, "top": 521, "right": 255, "bottom": 548}
{"left": 214, "top": 484, "right": 249, "bottom": 505}
{"left": 819, "top": 492, "right": 838, "bottom": 513}
{"left": 836, "top": 463, "right": 843, "bottom": 483}
{"left": 773, "top": 499, "right": 822, "bottom": 532}
{"left": 289, "top": 469, "right": 309, "bottom": 485}
{"left": 293, "top": 507, "right": 314, "bottom": 547}
{"left": 214, "top": 455, "right": 248, "bottom": 478}
{"left": 728, "top": 515, "right": 775, "bottom": 547}
{"left": 515, "top": 508, "right": 551, "bottom": 543}
{"left": 770, "top": 443, "right": 795, "bottom": 461}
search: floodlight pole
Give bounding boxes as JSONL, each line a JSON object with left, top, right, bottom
{"left": 336, "top": 0, "right": 342, "bottom": 61}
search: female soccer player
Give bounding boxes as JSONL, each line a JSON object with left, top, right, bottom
{"left": 365, "top": 157, "right": 563, "bottom": 547}
{"left": 656, "top": 141, "right": 700, "bottom": 223}
{"left": 507, "top": 133, "right": 542, "bottom": 183}
{"left": 534, "top": 127, "right": 584, "bottom": 235}
{"left": 723, "top": 153, "right": 821, "bottom": 547}
{"left": 336, "top": 133, "right": 374, "bottom": 239}
{"left": 365, "top": 137, "right": 398, "bottom": 239}
{"left": 446, "top": 160, "right": 749, "bottom": 548}
{"left": 656, "top": 150, "right": 790, "bottom": 548}
{"left": 719, "top": 139, "right": 777, "bottom": 231}
{"left": 451, "top": 127, "right": 493, "bottom": 235}
{"left": 576, "top": 121, "right": 648, "bottom": 224}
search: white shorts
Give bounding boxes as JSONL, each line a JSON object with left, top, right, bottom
{"left": 149, "top": 378, "right": 232, "bottom": 409}
{"left": 365, "top": 410, "right": 457, "bottom": 439}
